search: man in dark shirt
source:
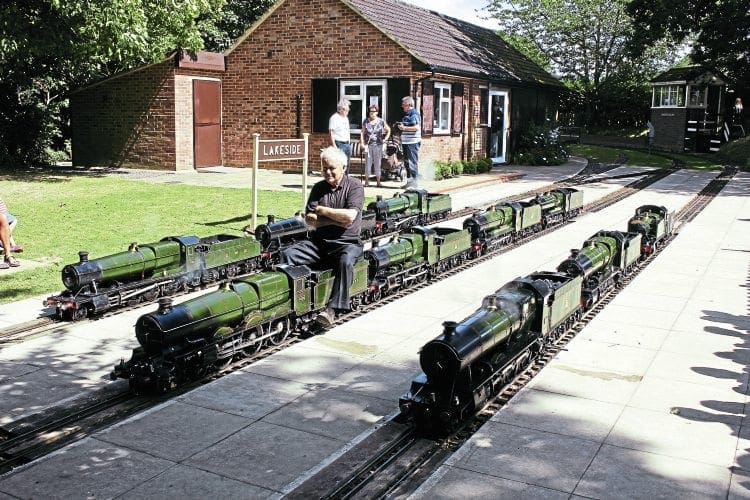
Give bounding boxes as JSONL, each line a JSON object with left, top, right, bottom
{"left": 281, "top": 146, "right": 364, "bottom": 326}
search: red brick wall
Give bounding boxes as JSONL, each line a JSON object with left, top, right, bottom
{"left": 71, "top": 0, "right": 501, "bottom": 171}
{"left": 224, "top": 0, "right": 421, "bottom": 170}
{"left": 71, "top": 60, "right": 223, "bottom": 170}
{"left": 71, "top": 60, "right": 177, "bottom": 169}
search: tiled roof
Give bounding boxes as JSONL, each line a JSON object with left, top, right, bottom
{"left": 651, "top": 65, "right": 726, "bottom": 84}
{"left": 343, "top": 0, "right": 564, "bottom": 89}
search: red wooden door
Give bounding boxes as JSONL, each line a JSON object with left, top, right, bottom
{"left": 193, "top": 80, "right": 221, "bottom": 167}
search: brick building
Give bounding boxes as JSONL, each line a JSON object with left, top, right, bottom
{"left": 70, "top": 0, "right": 564, "bottom": 171}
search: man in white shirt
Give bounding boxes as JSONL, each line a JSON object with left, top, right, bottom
{"left": 329, "top": 99, "right": 352, "bottom": 173}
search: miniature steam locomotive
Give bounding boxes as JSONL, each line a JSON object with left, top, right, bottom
{"left": 111, "top": 188, "right": 585, "bottom": 393}
{"left": 398, "top": 204, "right": 673, "bottom": 433}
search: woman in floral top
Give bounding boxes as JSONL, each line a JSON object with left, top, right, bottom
{"left": 360, "top": 105, "right": 391, "bottom": 187}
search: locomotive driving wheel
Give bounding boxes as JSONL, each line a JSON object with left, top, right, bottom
{"left": 66, "top": 306, "right": 88, "bottom": 321}
{"left": 244, "top": 327, "right": 265, "bottom": 353}
{"left": 267, "top": 318, "right": 291, "bottom": 345}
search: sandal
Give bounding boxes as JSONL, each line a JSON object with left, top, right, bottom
{"left": 11, "top": 245, "right": 22, "bottom": 253}
{"left": 0, "top": 261, "right": 8, "bottom": 270}
{"left": 4, "top": 256, "right": 20, "bottom": 267}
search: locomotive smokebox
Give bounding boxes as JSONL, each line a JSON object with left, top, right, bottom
{"left": 78, "top": 251, "right": 89, "bottom": 263}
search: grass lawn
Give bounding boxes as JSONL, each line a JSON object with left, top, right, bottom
{"left": 0, "top": 171, "right": 309, "bottom": 304}
{"left": 567, "top": 144, "right": 726, "bottom": 170}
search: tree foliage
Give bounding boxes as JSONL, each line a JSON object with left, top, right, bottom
{"left": 486, "top": 0, "right": 681, "bottom": 129}
{"left": 0, "top": 0, "right": 272, "bottom": 167}
{"left": 626, "top": 0, "right": 750, "bottom": 95}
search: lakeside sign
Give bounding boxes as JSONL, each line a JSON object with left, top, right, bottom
{"left": 257, "top": 139, "right": 306, "bottom": 161}
{"left": 250, "top": 133, "right": 310, "bottom": 229}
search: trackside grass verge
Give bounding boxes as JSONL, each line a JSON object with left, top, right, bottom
{"left": 0, "top": 171, "right": 306, "bottom": 304}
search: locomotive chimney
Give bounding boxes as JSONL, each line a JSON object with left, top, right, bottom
{"left": 267, "top": 215, "right": 275, "bottom": 223}
{"left": 78, "top": 251, "right": 89, "bottom": 263}
{"left": 485, "top": 295, "right": 498, "bottom": 309}
{"left": 376, "top": 195, "right": 383, "bottom": 201}
{"left": 570, "top": 248, "right": 579, "bottom": 256}
{"left": 442, "top": 321, "right": 458, "bottom": 337}
{"left": 158, "top": 297, "right": 173, "bottom": 314}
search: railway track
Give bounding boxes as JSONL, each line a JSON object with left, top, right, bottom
{"left": 288, "top": 166, "right": 736, "bottom": 499}
{"left": 0, "top": 166, "right": 669, "bottom": 347}
{"left": 0, "top": 167, "right": 693, "bottom": 473}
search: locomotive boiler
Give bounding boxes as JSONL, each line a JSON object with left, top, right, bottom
{"left": 47, "top": 235, "right": 263, "bottom": 320}
{"left": 627, "top": 205, "right": 673, "bottom": 255}
{"left": 366, "top": 189, "right": 452, "bottom": 234}
{"left": 400, "top": 272, "right": 583, "bottom": 431}
{"left": 113, "top": 260, "right": 369, "bottom": 393}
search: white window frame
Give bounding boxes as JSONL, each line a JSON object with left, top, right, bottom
{"left": 433, "top": 82, "right": 452, "bottom": 133}
{"left": 652, "top": 83, "right": 686, "bottom": 108}
{"left": 340, "top": 80, "right": 388, "bottom": 134}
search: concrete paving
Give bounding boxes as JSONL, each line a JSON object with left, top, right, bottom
{"left": 0, "top": 162, "right": 741, "bottom": 498}
{"left": 414, "top": 172, "right": 750, "bottom": 499}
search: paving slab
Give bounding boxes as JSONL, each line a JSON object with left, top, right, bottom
{"left": 490, "top": 389, "right": 623, "bottom": 442}
{"left": 607, "top": 406, "right": 740, "bottom": 466}
{"left": 0, "top": 437, "right": 174, "bottom": 499}
{"left": 120, "top": 464, "right": 281, "bottom": 499}
{"left": 261, "top": 385, "right": 393, "bottom": 440}
{"left": 442, "top": 421, "right": 601, "bottom": 492}
{"left": 0, "top": 165, "right": 728, "bottom": 497}
{"left": 627, "top": 374, "right": 745, "bottom": 423}
{"left": 96, "top": 401, "right": 252, "bottom": 461}
{"left": 0, "top": 367, "right": 97, "bottom": 424}
{"left": 729, "top": 468, "right": 750, "bottom": 500}
{"left": 418, "top": 171, "right": 749, "bottom": 499}
{"left": 176, "top": 371, "right": 311, "bottom": 420}
{"left": 415, "top": 466, "right": 569, "bottom": 499}
{"left": 184, "top": 420, "right": 343, "bottom": 493}
{"left": 575, "top": 444, "right": 730, "bottom": 499}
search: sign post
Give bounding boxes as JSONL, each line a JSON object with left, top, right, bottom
{"left": 251, "top": 134, "right": 309, "bottom": 230}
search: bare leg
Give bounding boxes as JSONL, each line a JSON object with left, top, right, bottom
{"left": 0, "top": 214, "right": 11, "bottom": 256}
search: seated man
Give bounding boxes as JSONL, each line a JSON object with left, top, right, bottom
{"left": 281, "top": 146, "right": 364, "bottom": 326}
{"left": 0, "top": 197, "right": 21, "bottom": 269}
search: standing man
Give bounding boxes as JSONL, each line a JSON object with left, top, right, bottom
{"left": 281, "top": 146, "right": 364, "bottom": 326}
{"left": 329, "top": 99, "right": 352, "bottom": 174}
{"left": 397, "top": 96, "right": 421, "bottom": 188}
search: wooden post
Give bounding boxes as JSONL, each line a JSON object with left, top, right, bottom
{"left": 252, "top": 133, "right": 260, "bottom": 230}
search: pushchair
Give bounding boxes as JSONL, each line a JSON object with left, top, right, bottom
{"left": 380, "top": 134, "right": 406, "bottom": 181}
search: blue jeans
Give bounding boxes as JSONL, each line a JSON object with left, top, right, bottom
{"left": 402, "top": 142, "right": 420, "bottom": 179}
{"left": 335, "top": 141, "right": 352, "bottom": 174}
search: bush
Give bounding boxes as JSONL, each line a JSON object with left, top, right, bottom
{"left": 513, "top": 124, "right": 569, "bottom": 166}
{"left": 477, "top": 157, "right": 492, "bottom": 173}
{"left": 450, "top": 160, "right": 463, "bottom": 176}
{"left": 433, "top": 160, "right": 450, "bottom": 180}
{"left": 718, "top": 136, "right": 750, "bottom": 168}
{"left": 463, "top": 160, "right": 477, "bottom": 174}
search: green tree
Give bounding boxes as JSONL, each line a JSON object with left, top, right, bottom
{"left": 0, "top": 0, "right": 242, "bottom": 167}
{"left": 486, "top": 0, "right": 680, "bottom": 129}
{"left": 202, "top": 0, "right": 276, "bottom": 52}
{"left": 627, "top": 0, "right": 750, "bottom": 95}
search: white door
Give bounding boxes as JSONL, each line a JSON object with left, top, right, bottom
{"left": 489, "top": 91, "right": 509, "bottom": 163}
